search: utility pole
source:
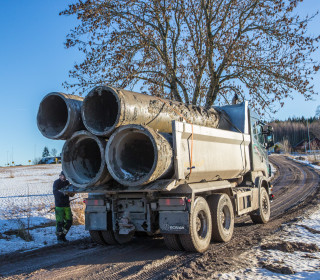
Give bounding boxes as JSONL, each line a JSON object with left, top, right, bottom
{"left": 307, "top": 120, "right": 311, "bottom": 153}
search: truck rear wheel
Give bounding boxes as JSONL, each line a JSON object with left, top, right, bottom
{"left": 250, "top": 187, "right": 270, "bottom": 224}
{"left": 163, "top": 234, "right": 184, "bottom": 251}
{"left": 179, "top": 197, "right": 212, "bottom": 253}
{"left": 208, "top": 194, "right": 234, "bottom": 242}
{"left": 89, "top": 230, "right": 106, "bottom": 245}
{"left": 101, "top": 230, "right": 118, "bottom": 245}
{"left": 114, "top": 232, "right": 134, "bottom": 244}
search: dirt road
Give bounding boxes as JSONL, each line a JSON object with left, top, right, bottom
{"left": 0, "top": 155, "right": 319, "bottom": 280}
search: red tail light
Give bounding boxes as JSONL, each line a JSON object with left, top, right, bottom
{"left": 159, "top": 198, "right": 186, "bottom": 206}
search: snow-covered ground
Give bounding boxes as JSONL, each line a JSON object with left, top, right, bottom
{"left": 218, "top": 155, "right": 320, "bottom": 279}
{"left": 218, "top": 206, "right": 320, "bottom": 279}
{"left": 269, "top": 162, "right": 277, "bottom": 179}
{"left": 0, "top": 165, "right": 89, "bottom": 255}
{"left": 291, "top": 154, "right": 320, "bottom": 170}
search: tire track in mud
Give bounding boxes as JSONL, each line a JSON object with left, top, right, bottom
{"left": 269, "top": 156, "right": 319, "bottom": 217}
{"left": 164, "top": 155, "right": 320, "bottom": 279}
{"left": 0, "top": 155, "right": 319, "bottom": 280}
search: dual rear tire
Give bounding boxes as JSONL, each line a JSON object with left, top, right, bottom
{"left": 91, "top": 190, "right": 270, "bottom": 252}
{"left": 90, "top": 230, "right": 134, "bottom": 245}
{"left": 164, "top": 194, "right": 235, "bottom": 253}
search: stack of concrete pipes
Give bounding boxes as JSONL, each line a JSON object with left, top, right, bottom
{"left": 37, "top": 86, "right": 230, "bottom": 189}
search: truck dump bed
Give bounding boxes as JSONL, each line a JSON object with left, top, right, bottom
{"left": 63, "top": 102, "right": 251, "bottom": 194}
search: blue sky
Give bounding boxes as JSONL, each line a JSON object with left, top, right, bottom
{"left": 0, "top": 0, "right": 319, "bottom": 166}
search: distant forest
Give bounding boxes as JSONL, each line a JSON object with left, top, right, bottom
{"left": 269, "top": 117, "right": 320, "bottom": 148}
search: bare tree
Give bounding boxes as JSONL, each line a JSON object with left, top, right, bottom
{"left": 310, "top": 119, "right": 320, "bottom": 139}
{"left": 60, "top": 0, "right": 319, "bottom": 114}
{"left": 282, "top": 138, "right": 291, "bottom": 154}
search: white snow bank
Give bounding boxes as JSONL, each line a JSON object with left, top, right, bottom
{"left": 218, "top": 206, "right": 320, "bottom": 280}
{"left": 291, "top": 155, "right": 320, "bottom": 170}
{"left": 0, "top": 225, "right": 89, "bottom": 255}
{"left": 0, "top": 165, "right": 89, "bottom": 255}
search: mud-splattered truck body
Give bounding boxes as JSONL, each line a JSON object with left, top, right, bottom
{"left": 65, "top": 101, "right": 274, "bottom": 253}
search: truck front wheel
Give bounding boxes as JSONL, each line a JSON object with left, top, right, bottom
{"left": 250, "top": 187, "right": 270, "bottom": 224}
{"left": 208, "top": 194, "right": 234, "bottom": 242}
{"left": 179, "top": 197, "right": 212, "bottom": 253}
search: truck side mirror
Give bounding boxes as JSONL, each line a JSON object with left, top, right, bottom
{"left": 264, "top": 125, "right": 274, "bottom": 149}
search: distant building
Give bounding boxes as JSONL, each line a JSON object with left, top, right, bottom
{"left": 293, "top": 138, "right": 320, "bottom": 153}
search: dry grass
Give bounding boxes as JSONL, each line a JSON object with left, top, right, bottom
{"left": 15, "top": 219, "right": 33, "bottom": 242}
{"left": 8, "top": 171, "right": 15, "bottom": 178}
{"left": 2, "top": 207, "right": 33, "bottom": 242}
{"left": 306, "top": 154, "right": 320, "bottom": 165}
{"left": 36, "top": 202, "right": 53, "bottom": 212}
{"left": 71, "top": 197, "right": 86, "bottom": 225}
{"left": 291, "top": 153, "right": 320, "bottom": 166}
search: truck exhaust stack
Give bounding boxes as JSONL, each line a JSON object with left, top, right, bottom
{"left": 62, "top": 130, "right": 111, "bottom": 188}
{"left": 105, "top": 125, "right": 173, "bottom": 187}
{"left": 37, "top": 92, "right": 84, "bottom": 140}
{"left": 81, "top": 86, "right": 231, "bottom": 137}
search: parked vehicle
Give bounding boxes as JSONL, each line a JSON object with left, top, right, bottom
{"left": 62, "top": 101, "right": 274, "bottom": 252}
{"left": 38, "top": 156, "right": 61, "bottom": 164}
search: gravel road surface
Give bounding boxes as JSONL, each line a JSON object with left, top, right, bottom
{"left": 0, "top": 155, "right": 319, "bottom": 280}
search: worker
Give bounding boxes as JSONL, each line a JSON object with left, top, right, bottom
{"left": 53, "top": 171, "right": 73, "bottom": 243}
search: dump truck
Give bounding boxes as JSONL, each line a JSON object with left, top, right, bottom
{"left": 58, "top": 102, "right": 273, "bottom": 252}
{"left": 37, "top": 86, "right": 274, "bottom": 253}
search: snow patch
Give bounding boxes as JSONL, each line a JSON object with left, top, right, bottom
{"left": 0, "top": 165, "right": 89, "bottom": 255}
{"left": 219, "top": 206, "right": 320, "bottom": 279}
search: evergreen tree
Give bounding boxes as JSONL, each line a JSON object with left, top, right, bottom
{"left": 42, "top": 146, "right": 50, "bottom": 158}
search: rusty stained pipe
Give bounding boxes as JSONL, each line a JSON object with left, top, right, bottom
{"left": 81, "top": 86, "right": 231, "bottom": 137}
{"left": 105, "top": 125, "right": 173, "bottom": 187}
{"left": 62, "top": 130, "right": 112, "bottom": 188}
{"left": 37, "top": 92, "right": 84, "bottom": 140}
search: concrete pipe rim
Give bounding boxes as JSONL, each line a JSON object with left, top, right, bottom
{"left": 37, "top": 92, "right": 72, "bottom": 140}
{"left": 62, "top": 130, "right": 110, "bottom": 188}
{"left": 81, "top": 86, "right": 122, "bottom": 137}
{"left": 105, "top": 125, "right": 158, "bottom": 187}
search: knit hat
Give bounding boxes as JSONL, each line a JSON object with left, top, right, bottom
{"left": 60, "top": 171, "right": 65, "bottom": 176}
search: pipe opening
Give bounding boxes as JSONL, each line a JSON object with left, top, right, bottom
{"left": 111, "top": 131, "right": 155, "bottom": 182}
{"left": 83, "top": 89, "right": 118, "bottom": 134}
{"left": 37, "top": 95, "right": 68, "bottom": 138}
{"left": 63, "top": 137, "right": 102, "bottom": 185}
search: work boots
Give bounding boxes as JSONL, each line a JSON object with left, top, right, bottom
{"left": 57, "top": 233, "right": 68, "bottom": 243}
{"left": 61, "top": 234, "right": 68, "bottom": 242}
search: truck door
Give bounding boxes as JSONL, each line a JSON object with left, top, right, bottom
{"left": 249, "top": 114, "right": 269, "bottom": 176}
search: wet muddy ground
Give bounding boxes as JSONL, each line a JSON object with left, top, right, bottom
{"left": 0, "top": 155, "right": 319, "bottom": 280}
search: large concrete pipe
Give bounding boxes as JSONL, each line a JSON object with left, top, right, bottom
{"left": 105, "top": 125, "right": 173, "bottom": 187}
{"left": 82, "top": 86, "right": 231, "bottom": 137}
{"left": 62, "top": 130, "right": 111, "bottom": 188}
{"left": 37, "top": 92, "right": 84, "bottom": 140}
